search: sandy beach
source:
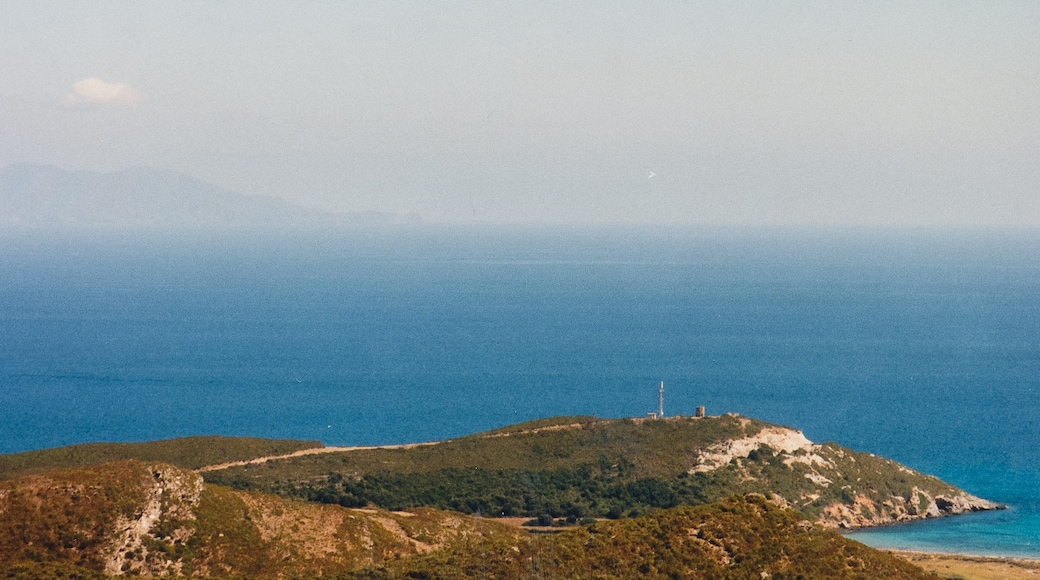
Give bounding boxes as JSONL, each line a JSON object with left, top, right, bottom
{"left": 891, "top": 550, "right": 1040, "bottom": 579}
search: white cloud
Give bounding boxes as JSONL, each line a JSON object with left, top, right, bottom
{"left": 64, "top": 77, "right": 147, "bottom": 106}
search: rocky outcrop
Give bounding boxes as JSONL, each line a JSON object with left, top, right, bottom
{"left": 690, "top": 426, "right": 823, "bottom": 473}
{"left": 102, "top": 463, "right": 204, "bottom": 576}
{"left": 820, "top": 487, "right": 1003, "bottom": 530}
{"left": 687, "top": 425, "right": 1004, "bottom": 530}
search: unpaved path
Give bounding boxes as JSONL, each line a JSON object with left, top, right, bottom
{"left": 482, "top": 422, "right": 590, "bottom": 438}
{"left": 195, "top": 441, "right": 442, "bottom": 473}
{"left": 196, "top": 421, "right": 598, "bottom": 473}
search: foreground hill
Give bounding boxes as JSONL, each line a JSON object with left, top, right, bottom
{"left": 349, "top": 495, "right": 932, "bottom": 580}
{"left": 0, "top": 461, "right": 521, "bottom": 578}
{"left": 0, "top": 461, "right": 930, "bottom": 579}
{"left": 203, "top": 415, "right": 1001, "bottom": 529}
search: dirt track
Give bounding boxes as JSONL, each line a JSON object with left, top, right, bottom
{"left": 195, "top": 441, "right": 441, "bottom": 473}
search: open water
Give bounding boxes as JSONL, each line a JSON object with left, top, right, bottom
{"left": 1, "top": 225, "right": 1038, "bottom": 556}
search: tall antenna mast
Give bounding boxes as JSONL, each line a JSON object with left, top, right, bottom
{"left": 658, "top": 381, "right": 664, "bottom": 419}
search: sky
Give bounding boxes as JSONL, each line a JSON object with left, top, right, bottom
{"left": 1, "top": 2, "right": 1038, "bottom": 225}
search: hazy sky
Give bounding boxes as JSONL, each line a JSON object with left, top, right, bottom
{"left": 1, "top": 2, "right": 1038, "bottom": 225}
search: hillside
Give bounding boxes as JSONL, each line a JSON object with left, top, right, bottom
{"left": 202, "top": 415, "right": 1002, "bottom": 529}
{"left": 0, "top": 436, "right": 321, "bottom": 481}
{"left": 349, "top": 495, "right": 932, "bottom": 580}
{"left": 0, "top": 461, "right": 931, "bottom": 579}
{"left": 0, "top": 460, "right": 523, "bottom": 578}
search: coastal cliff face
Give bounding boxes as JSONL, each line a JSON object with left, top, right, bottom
{"left": 820, "top": 487, "right": 1000, "bottom": 529}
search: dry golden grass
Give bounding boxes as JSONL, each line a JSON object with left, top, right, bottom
{"left": 893, "top": 550, "right": 1040, "bottom": 580}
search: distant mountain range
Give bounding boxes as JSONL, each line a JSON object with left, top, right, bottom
{"left": 0, "top": 164, "right": 409, "bottom": 228}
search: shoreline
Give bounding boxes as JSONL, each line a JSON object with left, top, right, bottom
{"left": 888, "top": 549, "right": 1040, "bottom": 579}
{"left": 892, "top": 548, "right": 1040, "bottom": 563}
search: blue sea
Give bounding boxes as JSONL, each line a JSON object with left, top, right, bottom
{"left": 1, "top": 225, "right": 1039, "bottom": 556}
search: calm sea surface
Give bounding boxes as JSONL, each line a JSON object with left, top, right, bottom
{"left": 1, "top": 226, "right": 1038, "bottom": 556}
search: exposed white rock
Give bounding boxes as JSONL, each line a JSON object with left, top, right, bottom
{"left": 934, "top": 492, "right": 1004, "bottom": 514}
{"left": 103, "top": 464, "right": 204, "bottom": 576}
{"left": 782, "top": 452, "right": 835, "bottom": 470}
{"left": 689, "top": 427, "right": 816, "bottom": 473}
{"left": 817, "top": 484, "right": 1005, "bottom": 530}
{"left": 803, "top": 472, "right": 832, "bottom": 487}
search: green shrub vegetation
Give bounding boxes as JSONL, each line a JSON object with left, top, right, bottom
{"left": 205, "top": 416, "right": 974, "bottom": 525}
{"left": 0, "top": 416, "right": 993, "bottom": 578}
{"left": 0, "top": 460, "right": 526, "bottom": 579}
{"left": 211, "top": 415, "right": 759, "bottom": 484}
{"left": 0, "top": 436, "right": 321, "bottom": 480}
{"left": 0, "top": 461, "right": 150, "bottom": 572}
{"left": 0, "top": 460, "right": 933, "bottom": 578}
{"left": 345, "top": 495, "right": 932, "bottom": 579}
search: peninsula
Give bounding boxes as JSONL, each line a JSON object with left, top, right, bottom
{"left": 203, "top": 414, "right": 1002, "bottom": 530}
{"left": 0, "top": 414, "right": 1004, "bottom": 578}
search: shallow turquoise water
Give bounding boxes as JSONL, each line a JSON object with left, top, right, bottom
{"left": 1, "top": 226, "right": 1038, "bottom": 555}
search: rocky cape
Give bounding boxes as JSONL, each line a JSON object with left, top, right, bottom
{"left": 199, "top": 414, "right": 1003, "bottom": 531}
{"left": 0, "top": 415, "right": 1001, "bottom": 578}
{"left": 684, "top": 419, "right": 1002, "bottom": 529}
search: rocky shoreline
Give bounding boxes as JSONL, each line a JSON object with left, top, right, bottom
{"left": 823, "top": 488, "right": 1005, "bottom": 530}
{"left": 686, "top": 418, "right": 1006, "bottom": 530}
